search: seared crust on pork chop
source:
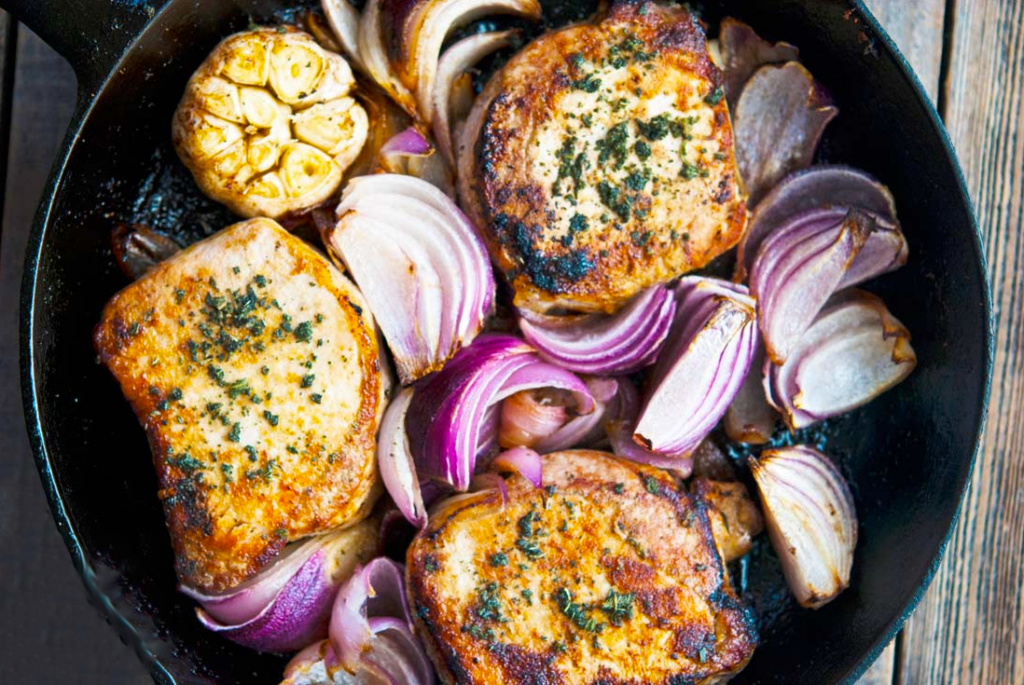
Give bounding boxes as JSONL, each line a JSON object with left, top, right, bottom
{"left": 459, "top": 1, "right": 747, "bottom": 313}
{"left": 94, "top": 218, "right": 387, "bottom": 591}
{"left": 406, "top": 450, "right": 757, "bottom": 684}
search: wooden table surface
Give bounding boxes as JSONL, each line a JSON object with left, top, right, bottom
{"left": 0, "top": 1, "right": 1020, "bottom": 683}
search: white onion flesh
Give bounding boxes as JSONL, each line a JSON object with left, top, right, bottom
{"left": 750, "top": 446, "right": 857, "bottom": 609}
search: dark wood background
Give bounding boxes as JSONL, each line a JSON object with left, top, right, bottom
{"left": 1, "top": 0, "right": 1021, "bottom": 682}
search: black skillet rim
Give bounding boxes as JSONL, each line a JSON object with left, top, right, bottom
{"left": 17, "top": 1, "right": 995, "bottom": 683}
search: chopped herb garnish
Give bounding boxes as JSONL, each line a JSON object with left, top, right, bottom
{"left": 490, "top": 552, "right": 509, "bottom": 567}
{"left": 301, "top": 373, "right": 316, "bottom": 388}
{"left": 263, "top": 410, "right": 279, "bottom": 426}
{"left": 310, "top": 393, "right": 323, "bottom": 404}
{"left": 227, "top": 422, "right": 241, "bottom": 442}
{"left": 293, "top": 321, "right": 314, "bottom": 343}
{"left": 600, "top": 589, "right": 635, "bottom": 626}
{"left": 704, "top": 87, "right": 724, "bottom": 105}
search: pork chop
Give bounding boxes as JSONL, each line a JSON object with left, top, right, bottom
{"left": 458, "top": 1, "right": 747, "bottom": 313}
{"left": 406, "top": 450, "right": 757, "bottom": 684}
{"left": 94, "top": 218, "right": 388, "bottom": 592}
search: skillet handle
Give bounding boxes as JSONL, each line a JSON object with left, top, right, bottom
{"left": 0, "top": 0, "right": 166, "bottom": 95}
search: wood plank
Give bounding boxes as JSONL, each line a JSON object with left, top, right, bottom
{"left": 853, "top": 3, "right": 948, "bottom": 684}
{"left": 898, "top": 0, "right": 1024, "bottom": 682}
{"left": 0, "top": 25, "right": 151, "bottom": 684}
{"left": 862, "top": 0, "right": 947, "bottom": 102}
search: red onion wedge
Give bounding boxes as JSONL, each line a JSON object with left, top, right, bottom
{"left": 184, "top": 519, "right": 381, "bottom": 653}
{"left": 431, "top": 30, "right": 518, "bottom": 166}
{"left": 374, "top": 128, "right": 455, "bottom": 195}
{"left": 517, "top": 285, "right": 677, "bottom": 375}
{"left": 489, "top": 446, "right": 544, "bottom": 488}
{"left": 751, "top": 206, "right": 908, "bottom": 365}
{"left": 735, "top": 165, "right": 902, "bottom": 282}
{"left": 719, "top": 17, "right": 799, "bottom": 108}
{"left": 750, "top": 446, "right": 857, "bottom": 609}
{"left": 724, "top": 343, "right": 777, "bottom": 444}
{"left": 733, "top": 62, "right": 838, "bottom": 205}
{"left": 329, "top": 173, "right": 494, "bottom": 384}
{"left": 600, "top": 377, "right": 692, "bottom": 476}
{"left": 111, "top": 224, "right": 181, "bottom": 280}
{"left": 405, "top": 334, "right": 594, "bottom": 491}
{"left": 378, "top": 387, "right": 427, "bottom": 528}
{"left": 765, "top": 289, "right": 916, "bottom": 430}
{"left": 281, "top": 558, "right": 435, "bottom": 684}
{"left": 752, "top": 209, "right": 876, "bottom": 364}
{"left": 634, "top": 278, "right": 758, "bottom": 459}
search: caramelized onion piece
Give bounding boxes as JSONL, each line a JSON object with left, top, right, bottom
{"left": 693, "top": 478, "right": 764, "bottom": 563}
{"left": 724, "top": 345, "right": 776, "bottom": 444}
{"left": 111, "top": 224, "right": 182, "bottom": 280}
{"left": 735, "top": 165, "right": 901, "bottom": 281}
{"left": 750, "top": 446, "right": 857, "bottom": 609}
{"left": 383, "top": 0, "right": 541, "bottom": 122}
{"left": 719, "top": 17, "right": 799, "bottom": 107}
{"left": 733, "top": 62, "right": 838, "bottom": 205}
{"left": 765, "top": 290, "right": 916, "bottom": 429}
{"left": 321, "top": 0, "right": 364, "bottom": 70}
{"left": 329, "top": 174, "right": 494, "bottom": 383}
{"left": 431, "top": 30, "right": 518, "bottom": 165}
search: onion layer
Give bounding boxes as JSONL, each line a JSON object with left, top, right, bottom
{"left": 750, "top": 446, "right": 857, "bottom": 609}
{"left": 733, "top": 62, "right": 838, "bottom": 205}
{"left": 765, "top": 289, "right": 916, "bottom": 429}
{"left": 329, "top": 173, "right": 494, "bottom": 384}
{"left": 377, "top": 387, "right": 427, "bottom": 528}
{"left": 751, "top": 209, "right": 878, "bottom": 364}
{"left": 723, "top": 343, "right": 776, "bottom": 444}
{"left": 405, "top": 334, "right": 594, "bottom": 490}
{"left": 281, "top": 558, "right": 435, "bottom": 684}
{"left": 489, "top": 446, "right": 544, "bottom": 488}
{"left": 184, "top": 519, "right": 380, "bottom": 653}
{"left": 634, "top": 278, "right": 758, "bottom": 458}
{"left": 517, "top": 285, "right": 677, "bottom": 375}
{"left": 719, "top": 16, "right": 799, "bottom": 107}
{"left": 735, "top": 165, "right": 902, "bottom": 281}
{"left": 431, "top": 30, "right": 518, "bottom": 165}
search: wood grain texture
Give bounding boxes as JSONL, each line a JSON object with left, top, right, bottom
{"left": 0, "top": 25, "right": 151, "bottom": 685}
{"left": 861, "top": 0, "right": 947, "bottom": 102}
{"left": 855, "top": 4, "right": 948, "bottom": 684}
{"left": 898, "top": 0, "right": 1024, "bottom": 683}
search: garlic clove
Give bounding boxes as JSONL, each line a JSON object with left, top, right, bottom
{"left": 292, "top": 98, "right": 369, "bottom": 168}
{"left": 194, "top": 76, "right": 243, "bottom": 123}
{"left": 269, "top": 40, "right": 325, "bottom": 104}
{"left": 279, "top": 143, "right": 338, "bottom": 198}
{"left": 220, "top": 34, "right": 270, "bottom": 86}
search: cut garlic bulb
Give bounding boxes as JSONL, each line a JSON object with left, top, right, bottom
{"left": 749, "top": 445, "right": 858, "bottom": 609}
{"left": 173, "top": 27, "right": 369, "bottom": 219}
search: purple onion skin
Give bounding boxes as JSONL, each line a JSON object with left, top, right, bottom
{"left": 751, "top": 209, "right": 877, "bottom": 365}
{"left": 735, "top": 164, "right": 901, "bottom": 281}
{"left": 733, "top": 62, "right": 838, "bottom": 205}
{"left": 719, "top": 17, "right": 799, "bottom": 107}
{"left": 196, "top": 548, "right": 339, "bottom": 654}
{"left": 635, "top": 278, "right": 757, "bottom": 458}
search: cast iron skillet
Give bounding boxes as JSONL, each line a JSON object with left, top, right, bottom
{"left": 6, "top": 0, "right": 991, "bottom": 682}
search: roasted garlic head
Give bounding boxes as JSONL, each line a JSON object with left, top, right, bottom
{"left": 173, "top": 28, "right": 368, "bottom": 219}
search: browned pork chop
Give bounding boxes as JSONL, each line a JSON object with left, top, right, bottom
{"left": 94, "top": 218, "right": 387, "bottom": 592}
{"left": 406, "top": 450, "right": 757, "bottom": 684}
{"left": 459, "top": 1, "right": 747, "bottom": 313}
